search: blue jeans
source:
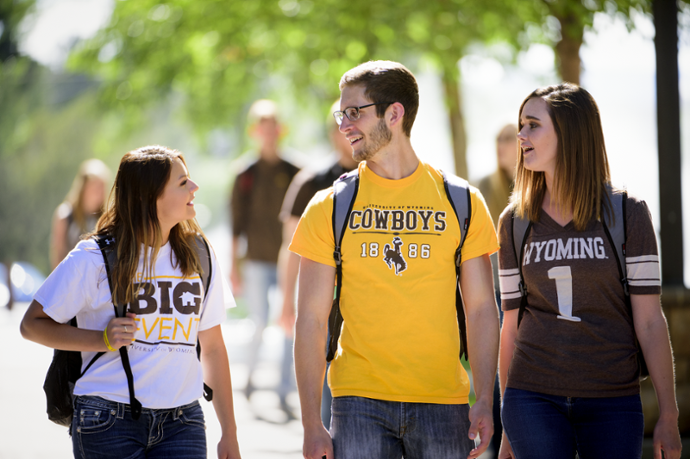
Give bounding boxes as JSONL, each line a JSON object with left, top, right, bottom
{"left": 501, "top": 388, "right": 643, "bottom": 459}
{"left": 321, "top": 369, "right": 333, "bottom": 429}
{"left": 244, "top": 260, "right": 294, "bottom": 399}
{"left": 71, "top": 396, "right": 206, "bottom": 459}
{"left": 330, "top": 396, "right": 474, "bottom": 459}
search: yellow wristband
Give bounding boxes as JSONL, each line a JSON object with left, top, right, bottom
{"left": 103, "top": 327, "right": 116, "bottom": 352}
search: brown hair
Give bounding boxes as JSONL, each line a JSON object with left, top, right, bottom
{"left": 339, "top": 61, "right": 419, "bottom": 137}
{"left": 512, "top": 83, "right": 611, "bottom": 231}
{"left": 63, "top": 159, "right": 111, "bottom": 231}
{"left": 93, "top": 146, "right": 206, "bottom": 305}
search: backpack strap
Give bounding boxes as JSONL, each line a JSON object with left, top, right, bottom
{"left": 327, "top": 169, "right": 360, "bottom": 362}
{"left": 601, "top": 185, "right": 628, "bottom": 296}
{"left": 599, "top": 187, "right": 647, "bottom": 378}
{"left": 510, "top": 211, "right": 532, "bottom": 328}
{"left": 191, "top": 234, "right": 214, "bottom": 401}
{"left": 333, "top": 169, "right": 360, "bottom": 255}
{"left": 192, "top": 234, "right": 212, "bottom": 297}
{"left": 441, "top": 170, "right": 471, "bottom": 360}
{"left": 94, "top": 234, "right": 143, "bottom": 420}
{"left": 327, "top": 169, "right": 473, "bottom": 362}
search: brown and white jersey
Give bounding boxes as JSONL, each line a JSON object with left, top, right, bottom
{"left": 497, "top": 194, "right": 660, "bottom": 397}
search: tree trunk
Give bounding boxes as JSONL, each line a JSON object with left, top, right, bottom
{"left": 653, "top": 0, "right": 683, "bottom": 286}
{"left": 554, "top": 12, "right": 584, "bottom": 84}
{"left": 442, "top": 68, "right": 468, "bottom": 179}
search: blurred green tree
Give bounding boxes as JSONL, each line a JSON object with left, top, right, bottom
{"left": 0, "top": 0, "right": 35, "bottom": 60}
{"left": 0, "top": 60, "right": 110, "bottom": 274}
{"left": 520, "top": 0, "right": 689, "bottom": 84}
{"left": 69, "top": 0, "right": 537, "bottom": 178}
{"left": 66, "top": 0, "right": 690, "bottom": 176}
{"left": 0, "top": 0, "right": 121, "bottom": 274}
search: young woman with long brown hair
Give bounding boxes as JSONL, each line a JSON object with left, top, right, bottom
{"left": 21, "top": 146, "right": 242, "bottom": 459}
{"left": 50, "top": 159, "right": 111, "bottom": 270}
{"left": 497, "top": 84, "right": 681, "bottom": 459}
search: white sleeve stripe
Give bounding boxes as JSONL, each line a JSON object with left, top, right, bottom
{"left": 629, "top": 279, "right": 661, "bottom": 287}
{"left": 627, "top": 262, "right": 661, "bottom": 281}
{"left": 499, "top": 268, "right": 520, "bottom": 276}
{"left": 501, "top": 291, "right": 522, "bottom": 300}
{"left": 627, "top": 255, "right": 659, "bottom": 263}
{"left": 499, "top": 274, "right": 521, "bottom": 296}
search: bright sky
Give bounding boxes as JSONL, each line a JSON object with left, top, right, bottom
{"left": 17, "top": 1, "right": 690, "bottom": 285}
{"left": 19, "top": 0, "right": 114, "bottom": 67}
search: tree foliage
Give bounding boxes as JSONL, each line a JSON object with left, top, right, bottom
{"left": 0, "top": 60, "right": 106, "bottom": 273}
{"left": 517, "top": 0, "right": 690, "bottom": 84}
{"left": 66, "top": 0, "right": 690, "bottom": 170}
{"left": 68, "top": 0, "right": 535, "bottom": 174}
{"left": 0, "top": 0, "right": 35, "bottom": 61}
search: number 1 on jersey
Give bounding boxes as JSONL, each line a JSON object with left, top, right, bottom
{"left": 548, "top": 266, "right": 581, "bottom": 322}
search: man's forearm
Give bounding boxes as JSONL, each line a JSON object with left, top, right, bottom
{"left": 466, "top": 301, "right": 500, "bottom": 403}
{"left": 295, "top": 317, "right": 329, "bottom": 429}
{"left": 279, "top": 250, "right": 300, "bottom": 309}
{"left": 294, "top": 258, "right": 336, "bottom": 430}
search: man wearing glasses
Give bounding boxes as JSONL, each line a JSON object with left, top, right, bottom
{"left": 290, "top": 61, "right": 499, "bottom": 459}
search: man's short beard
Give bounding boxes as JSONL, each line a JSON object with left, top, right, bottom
{"left": 353, "top": 118, "right": 392, "bottom": 162}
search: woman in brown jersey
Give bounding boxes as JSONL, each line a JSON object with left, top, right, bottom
{"left": 496, "top": 84, "right": 681, "bottom": 459}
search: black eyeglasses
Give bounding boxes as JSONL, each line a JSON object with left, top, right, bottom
{"left": 333, "top": 102, "right": 394, "bottom": 126}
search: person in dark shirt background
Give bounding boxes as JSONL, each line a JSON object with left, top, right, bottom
{"left": 276, "top": 100, "right": 358, "bottom": 425}
{"left": 229, "top": 100, "right": 299, "bottom": 414}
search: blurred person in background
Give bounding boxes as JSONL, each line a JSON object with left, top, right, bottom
{"left": 477, "top": 124, "right": 518, "bottom": 226}
{"left": 474, "top": 123, "right": 517, "bottom": 459}
{"left": 22, "top": 146, "right": 242, "bottom": 459}
{"left": 50, "top": 159, "right": 111, "bottom": 270}
{"left": 497, "top": 84, "right": 681, "bottom": 459}
{"left": 277, "top": 100, "right": 359, "bottom": 424}
{"left": 229, "top": 100, "right": 299, "bottom": 413}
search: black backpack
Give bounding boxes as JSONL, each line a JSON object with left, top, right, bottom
{"left": 327, "top": 169, "right": 472, "bottom": 362}
{"left": 43, "top": 234, "right": 213, "bottom": 427}
{"left": 510, "top": 186, "right": 648, "bottom": 379}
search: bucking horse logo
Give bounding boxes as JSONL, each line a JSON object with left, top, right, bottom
{"left": 383, "top": 236, "right": 407, "bottom": 276}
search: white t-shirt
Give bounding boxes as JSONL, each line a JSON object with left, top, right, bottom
{"left": 35, "top": 238, "right": 235, "bottom": 409}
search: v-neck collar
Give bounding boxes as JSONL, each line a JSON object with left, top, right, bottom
{"left": 540, "top": 209, "right": 574, "bottom": 230}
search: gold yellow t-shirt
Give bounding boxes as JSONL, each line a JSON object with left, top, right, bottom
{"left": 290, "top": 161, "right": 498, "bottom": 404}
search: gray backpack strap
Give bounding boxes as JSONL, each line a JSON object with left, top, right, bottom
{"left": 191, "top": 234, "right": 214, "bottom": 401}
{"left": 192, "top": 234, "right": 212, "bottom": 297}
{"left": 512, "top": 211, "right": 531, "bottom": 271}
{"left": 598, "top": 186, "right": 646, "bottom": 377}
{"left": 327, "top": 169, "right": 360, "bottom": 362}
{"left": 441, "top": 171, "right": 471, "bottom": 265}
{"left": 332, "top": 169, "right": 360, "bottom": 258}
{"left": 441, "top": 170, "right": 471, "bottom": 360}
{"left": 601, "top": 185, "right": 628, "bottom": 294}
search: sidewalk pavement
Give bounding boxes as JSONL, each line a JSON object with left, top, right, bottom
{"left": 0, "top": 303, "right": 303, "bottom": 459}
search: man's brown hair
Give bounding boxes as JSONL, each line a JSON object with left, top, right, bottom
{"left": 339, "top": 61, "right": 419, "bottom": 137}
{"left": 512, "top": 83, "right": 612, "bottom": 231}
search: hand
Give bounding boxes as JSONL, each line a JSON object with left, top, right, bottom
{"left": 278, "top": 298, "right": 296, "bottom": 338}
{"left": 653, "top": 416, "right": 682, "bottom": 459}
{"left": 230, "top": 266, "right": 243, "bottom": 296}
{"left": 217, "top": 434, "right": 242, "bottom": 459}
{"left": 467, "top": 399, "right": 493, "bottom": 459}
{"left": 104, "top": 313, "right": 137, "bottom": 350}
{"left": 303, "top": 426, "right": 333, "bottom": 459}
{"left": 498, "top": 433, "right": 515, "bottom": 459}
